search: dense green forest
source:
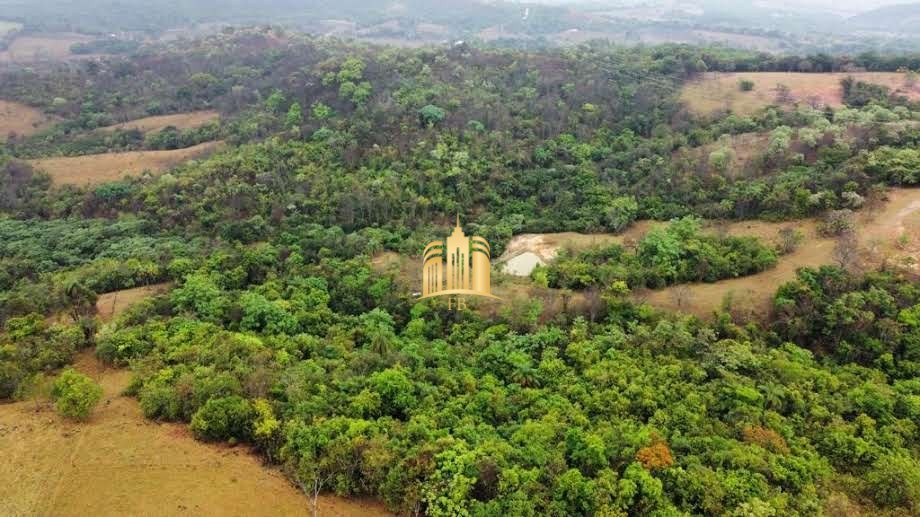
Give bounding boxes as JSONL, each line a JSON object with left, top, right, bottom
{"left": 1, "top": 28, "right": 919, "bottom": 515}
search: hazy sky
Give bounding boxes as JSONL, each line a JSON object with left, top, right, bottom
{"left": 525, "top": 0, "right": 914, "bottom": 15}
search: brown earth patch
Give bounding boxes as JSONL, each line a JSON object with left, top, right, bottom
{"left": 95, "top": 283, "right": 172, "bottom": 323}
{"left": 0, "top": 33, "right": 95, "bottom": 63}
{"left": 28, "top": 141, "right": 224, "bottom": 186}
{"left": 0, "top": 351, "right": 391, "bottom": 517}
{"left": 0, "top": 100, "right": 54, "bottom": 141}
{"left": 681, "top": 72, "right": 920, "bottom": 117}
{"left": 103, "top": 111, "right": 219, "bottom": 134}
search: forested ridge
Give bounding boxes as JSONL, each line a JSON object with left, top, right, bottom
{"left": 1, "top": 28, "right": 919, "bottom": 515}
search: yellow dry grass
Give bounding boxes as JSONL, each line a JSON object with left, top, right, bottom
{"left": 0, "top": 100, "right": 54, "bottom": 141}
{"left": 681, "top": 72, "right": 920, "bottom": 116}
{"left": 103, "top": 111, "right": 220, "bottom": 134}
{"left": 28, "top": 141, "right": 224, "bottom": 186}
{"left": 95, "top": 283, "right": 172, "bottom": 322}
{"left": 0, "top": 33, "right": 94, "bottom": 63}
{"left": 0, "top": 352, "right": 390, "bottom": 517}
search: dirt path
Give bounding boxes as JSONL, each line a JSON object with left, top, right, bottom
{"left": 499, "top": 188, "right": 920, "bottom": 319}
{"left": 645, "top": 189, "right": 920, "bottom": 318}
{"left": 0, "top": 352, "right": 391, "bottom": 516}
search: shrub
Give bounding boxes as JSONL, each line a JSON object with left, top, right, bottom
{"left": 818, "top": 209, "right": 855, "bottom": 237}
{"left": 190, "top": 395, "right": 254, "bottom": 442}
{"left": 865, "top": 454, "right": 920, "bottom": 508}
{"left": 51, "top": 369, "right": 103, "bottom": 421}
{"left": 139, "top": 381, "right": 182, "bottom": 420}
{"left": 739, "top": 79, "right": 755, "bottom": 92}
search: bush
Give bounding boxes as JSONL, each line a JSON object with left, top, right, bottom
{"left": 190, "top": 395, "right": 254, "bottom": 442}
{"left": 51, "top": 369, "right": 103, "bottom": 420}
{"left": 739, "top": 79, "right": 755, "bottom": 92}
{"left": 818, "top": 209, "right": 855, "bottom": 237}
{"left": 139, "top": 381, "right": 182, "bottom": 420}
{"left": 865, "top": 454, "right": 920, "bottom": 508}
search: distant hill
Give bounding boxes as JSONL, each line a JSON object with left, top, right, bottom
{"left": 848, "top": 3, "right": 920, "bottom": 33}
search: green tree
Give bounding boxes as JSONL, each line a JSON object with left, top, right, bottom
{"left": 285, "top": 102, "right": 303, "bottom": 129}
{"left": 190, "top": 395, "right": 255, "bottom": 442}
{"left": 419, "top": 105, "right": 446, "bottom": 127}
{"left": 51, "top": 368, "right": 102, "bottom": 421}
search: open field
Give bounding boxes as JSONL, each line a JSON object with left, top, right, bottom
{"left": 0, "top": 100, "right": 54, "bottom": 141}
{"left": 103, "top": 111, "right": 220, "bottom": 134}
{"left": 29, "top": 141, "right": 224, "bottom": 186}
{"left": 681, "top": 72, "right": 920, "bottom": 116}
{"left": 0, "top": 33, "right": 94, "bottom": 63}
{"left": 96, "top": 283, "right": 172, "bottom": 322}
{"left": 0, "top": 352, "right": 390, "bottom": 517}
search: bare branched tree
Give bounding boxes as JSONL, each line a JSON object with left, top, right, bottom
{"left": 833, "top": 231, "right": 861, "bottom": 272}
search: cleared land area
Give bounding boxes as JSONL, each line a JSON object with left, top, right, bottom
{"left": 497, "top": 188, "right": 920, "bottom": 319}
{"left": 103, "top": 111, "right": 220, "bottom": 134}
{"left": 28, "top": 141, "right": 223, "bottom": 186}
{"left": 0, "top": 33, "right": 94, "bottom": 63}
{"left": 0, "top": 352, "right": 390, "bottom": 517}
{"left": 95, "top": 283, "right": 172, "bottom": 322}
{"left": 0, "top": 100, "right": 54, "bottom": 140}
{"left": 681, "top": 72, "right": 920, "bottom": 116}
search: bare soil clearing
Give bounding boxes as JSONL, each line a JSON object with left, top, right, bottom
{"left": 0, "top": 100, "right": 54, "bottom": 141}
{"left": 103, "top": 111, "right": 220, "bottom": 134}
{"left": 681, "top": 72, "right": 920, "bottom": 116}
{"left": 0, "top": 351, "right": 391, "bottom": 517}
{"left": 95, "top": 283, "right": 172, "bottom": 322}
{"left": 497, "top": 227, "right": 654, "bottom": 265}
{"left": 29, "top": 141, "right": 224, "bottom": 186}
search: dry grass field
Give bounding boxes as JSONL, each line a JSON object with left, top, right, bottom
{"left": 0, "top": 352, "right": 390, "bottom": 517}
{"left": 95, "top": 283, "right": 172, "bottom": 322}
{"left": 28, "top": 141, "right": 224, "bottom": 186}
{"left": 0, "top": 33, "right": 94, "bottom": 63}
{"left": 0, "top": 100, "right": 54, "bottom": 141}
{"left": 103, "top": 111, "right": 220, "bottom": 134}
{"left": 681, "top": 72, "right": 920, "bottom": 116}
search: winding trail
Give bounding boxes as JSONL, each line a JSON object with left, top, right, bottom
{"left": 499, "top": 188, "right": 920, "bottom": 319}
